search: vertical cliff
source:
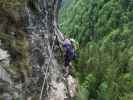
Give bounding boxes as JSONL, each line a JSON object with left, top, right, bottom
{"left": 25, "top": 0, "right": 72, "bottom": 100}
{"left": 0, "top": 0, "right": 77, "bottom": 99}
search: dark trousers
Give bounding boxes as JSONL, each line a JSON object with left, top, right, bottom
{"left": 64, "top": 54, "right": 71, "bottom": 67}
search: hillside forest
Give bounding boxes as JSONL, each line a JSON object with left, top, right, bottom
{"left": 59, "top": 0, "right": 133, "bottom": 100}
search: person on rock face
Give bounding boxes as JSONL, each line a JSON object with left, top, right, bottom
{"left": 63, "top": 37, "right": 79, "bottom": 77}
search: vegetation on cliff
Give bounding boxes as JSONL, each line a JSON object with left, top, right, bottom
{"left": 0, "top": 0, "right": 30, "bottom": 82}
{"left": 0, "top": 0, "right": 25, "bottom": 9}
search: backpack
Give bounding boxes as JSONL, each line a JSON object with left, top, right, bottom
{"left": 70, "top": 38, "right": 79, "bottom": 50}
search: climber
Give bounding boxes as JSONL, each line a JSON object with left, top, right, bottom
{"left": 63, "top": 37, "right": 79, "bottom": 77}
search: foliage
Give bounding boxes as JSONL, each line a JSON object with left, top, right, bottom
{"left": 60, "top": 0, "right": 133, "bottom": 99}
{"left": 0, "top": 0, "right": 25, "bottom": 9}
{"left": 0, "top": 0, "right": 29, "bottom": 82}
{"left": 0, "top": 32, "right": 30, "bottom": 82}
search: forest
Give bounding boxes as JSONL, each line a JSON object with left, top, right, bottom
{"left": 59, "top": 0, "right": 133, "bottom": 100}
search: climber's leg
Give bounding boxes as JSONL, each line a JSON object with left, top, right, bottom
{"left": 64, "top": 65, "right": 69, "bottom": 77}
{"left": 64, "top": 55, "right": 71, "bottom": 77}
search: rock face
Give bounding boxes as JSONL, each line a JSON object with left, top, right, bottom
{"left": 0, "top": 0, "right": 77, "bottom": 99}
{"left": 67, "top": 75, "right": 77, "bottom": 98}
{"left": 0, "top": 47, "right": 11, "bottom": 83}
{"left": 25, "top": 0, "right": 70, "bottom": 100}
{"left": 0, "top": 46, "right": 12, "bottom": 100}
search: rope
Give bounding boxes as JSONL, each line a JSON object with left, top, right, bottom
{"left": 39, "top": 26, "right": 64, "bottom": 100}
{"left": 39, "top": 36, "right": 56, "bottom": 100}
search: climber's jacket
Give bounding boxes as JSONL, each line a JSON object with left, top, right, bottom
{"left": 63, "top": 38, "right": 78, "bottom": 66}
